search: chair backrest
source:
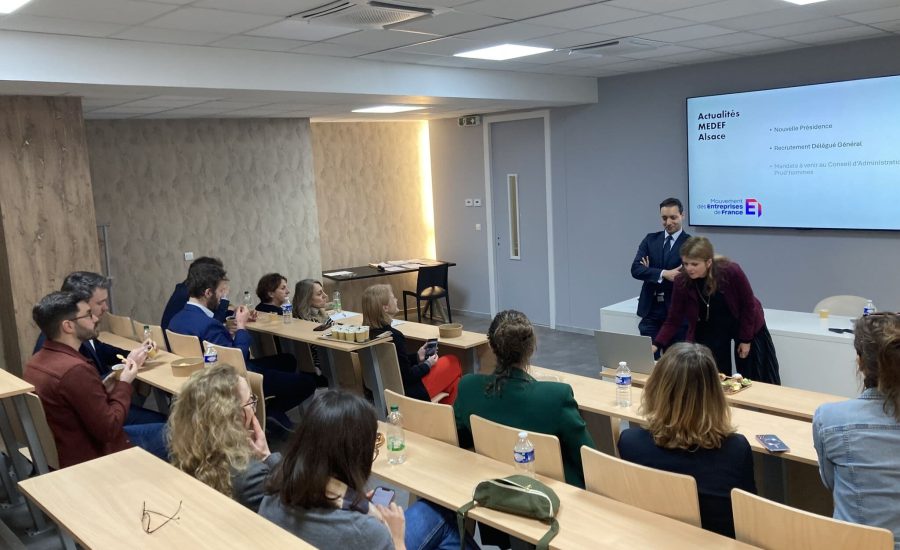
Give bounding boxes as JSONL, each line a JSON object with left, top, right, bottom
{"left": 469, "top": 415, "right": 565, "bottom": 482}
{"left": 416, "top": 264, "right": 449, "bottom": 295}
{"left": 204, "top": 341, "right": 248, "bottom": 375}
{"left": 3, "top": 393, "right": 60, "bottom": 472}
{"left": 107, "top": 313, "right": 135, "bottom": 339}
{"left": 731, "top": 489, "right": 894, "bottom": 550}
{"left": 384, "top": 389, "right": 458, "bottom": 446}
{"left": 166, "top": 329, "right": 203, "bottom": 357}
{"left": 369, "top": 341, "right": 405, "bottom": 396}
{"left": 581, "top": 447, "right": 701, "bottom": 527}
{"left": 246, "top": 372, "right": 266, "bottom": 432}
{"left": 132, "top": 320, "right": 166, "bottom": 349}
{"left": 813, "top": 295, "right": 868, "bottom": 317}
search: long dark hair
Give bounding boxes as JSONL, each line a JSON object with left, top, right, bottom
{"left": 266, "top": 391, "right": 377, "bottom": 509}
{"left": 486, "top": 310, "right": 536, "bottom": 395}
{"left": 854, "top": 313, "right": 900, "bottom": 421}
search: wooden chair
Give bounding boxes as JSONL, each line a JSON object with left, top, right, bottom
{"left": 131, "top": 320, "right": 166, "bottom": 350}
{"left": 402, "top": 264, "right": 451, "bottom": 323}
{"left": 731, "top": 489, "right": 894, "bottom": 550}
{"left": 246, "top": 372, "right": 266, "bottom": 433}
{"left": 469, "top": 415, "right": 565, "bottom": 482}
{"left": 581, "top": 447, "right": 701, "bottom": 527}
{"left": 368, "top": 342, "right": 449, "bottom": 404}
{"left": 107, "top": 313, "right": 135, "bottom": 339}
{"left": 384, "top": 389, "right": 458, "bottom": 446}
{"left": 165, "top": 330, "right": 203, "bottom": 357}
{"left": 813, "top": 295, "right": 868, "bottom": 317}
{"left": 2, "top": 393, "right": 60, "bottom": 472}
{"left": 204, "top": 341, "right": 248, "bottom": 376}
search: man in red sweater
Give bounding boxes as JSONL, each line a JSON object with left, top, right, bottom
{"left": 25, "top": 291, "right": 166, "bottom": 467}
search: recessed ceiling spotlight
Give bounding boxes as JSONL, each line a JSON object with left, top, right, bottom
{"left": 352, "top": 105, "right": 427, "bottom": 114}
{"left": 781, "top": 0, "right": 828, "bottom": 5}
{"left": 0, "top": 0, "right": 33, "bottom": 14}
{"left": 454, "top": 44, "right": 553, "bottom": 61}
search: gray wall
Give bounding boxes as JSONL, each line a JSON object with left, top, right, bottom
{"left": 431, "top": 35, "right": 900, "bottom": 330}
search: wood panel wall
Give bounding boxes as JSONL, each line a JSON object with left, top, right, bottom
{"left": 0, "top": 96, "right": 100, "bottom": 374}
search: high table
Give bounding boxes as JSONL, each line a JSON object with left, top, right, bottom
{"left": 17, "top": 447, "right": 310, "bottom": 549}
{"left": 0, "top": 369, "right": 52, "bottom": 533}
{"left": 600, "top": 297, "right": 859, "bottom": 397}
{"left": 322, "top": 260, "right": 456, "bottom": 282}
{"left": 372, "top": 422, "right": 757, "bottom": 549}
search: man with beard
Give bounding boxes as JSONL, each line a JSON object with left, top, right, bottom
{"left": 25, "top": 292, "right": 167, "bottom": 467}
{"left": 168, "top": 263, "right": 315, "bottom": 429}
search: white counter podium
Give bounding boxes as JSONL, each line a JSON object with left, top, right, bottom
{"left": 600, "top": 297, "right": 859, "bottom": 398}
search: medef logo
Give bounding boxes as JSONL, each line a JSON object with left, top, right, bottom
{"left": 745, "top": 199, "right": 762, "bottom": 217}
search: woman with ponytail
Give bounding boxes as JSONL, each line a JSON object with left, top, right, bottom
{"left": 453, "top": 310, "right": 595, "bottom": 487}
{"left": 813, "top": 312, "right": 900, "bottom": 547}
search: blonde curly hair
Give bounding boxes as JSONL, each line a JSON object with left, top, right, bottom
{"left": 167, "top": 364, "right": 252, "bottom": 497}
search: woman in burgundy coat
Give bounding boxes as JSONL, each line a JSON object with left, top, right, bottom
{"left": 652, "top": 236, "right": 781, "bottom": 384}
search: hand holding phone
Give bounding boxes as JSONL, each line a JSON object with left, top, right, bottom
{"left": 371, "top": 486, "right": 395, "bottom": 507}
{"left": 424, "top": 338, "right": 439, "bottom": 357}
{"left": 757, "top": 434, "right": 790, "bottom": 453}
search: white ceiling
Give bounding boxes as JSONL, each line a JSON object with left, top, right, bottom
{"left": 1, "top": 0, "right": 899, "bottom": 120}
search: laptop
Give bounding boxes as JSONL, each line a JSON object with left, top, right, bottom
{"left": 595, "top": 330, "right": 655, "bottom": 375}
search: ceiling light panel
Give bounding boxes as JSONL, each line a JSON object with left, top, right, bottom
{"left": 352, "top": 105, "right": 426, "bottom": 113}
{"left": 455, "top": 43, "right": 553, "bottom": 61}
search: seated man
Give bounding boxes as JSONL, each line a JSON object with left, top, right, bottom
{"left": 160, "top": 256, "right": 230, "bottom": 343}
{"left": 25, "top": 291, "right": 167, "bottom": 468}
{"left": 168, "top": 263, "right": 316, "bottom": 429}
{"left": 33, "top": 271, "right": 165, "bottom": 426}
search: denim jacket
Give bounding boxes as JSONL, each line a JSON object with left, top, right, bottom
{"left": 813, "top": 388, "right": 900, "bottom": 548}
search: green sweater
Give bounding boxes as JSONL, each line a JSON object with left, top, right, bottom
{"left": 453, "top": 369, "right": 595, "bottom": 487}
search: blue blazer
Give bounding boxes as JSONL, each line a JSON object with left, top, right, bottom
{"left": 161, "top": 282, "right": 230, "bottom": 348}
{"left": 168, "top": 304, "right": 252, "bottom": 362}
{"left": 630, "top": 230, "right": 690, "bottom": 318}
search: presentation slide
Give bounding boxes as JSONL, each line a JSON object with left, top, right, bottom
{"left": 687, "top": 74, "right": 900, "bottom": 230}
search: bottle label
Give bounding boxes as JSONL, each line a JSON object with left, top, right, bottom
{"left": 204, "top": 353, "right": 217, "bottom": 365}
{"left": 388, "top": 439, "right": 405, "bottom": 452}
{"left": 616, "top": 375, "right": 631, "bottom": 385}
{"left": 514, "top": 450, "right": 535, "bottom": 464}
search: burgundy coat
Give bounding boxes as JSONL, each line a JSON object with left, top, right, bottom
{"left": 654, "top": 261, "right": 765, "bottom": 348}
{"left": 25, "top": 340, "right": 133, "bottom": 468}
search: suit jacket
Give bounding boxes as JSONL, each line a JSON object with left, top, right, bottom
{"left": 631, "top": 230, "right": 690, "bottom": 318}
{"left": 161, "top": 282, "right": 230, "bottom": 345}
{"left": 33, "top": 333, "right": 126, "bottom": 378}
{"left": 168, "top": 303, "right": 252, "bottom": 361}
{"left": 453, "top": 369, "right": 595, "bottom": 487}
{"left": 24, "top": 340, "right": 133, "bottom": 468}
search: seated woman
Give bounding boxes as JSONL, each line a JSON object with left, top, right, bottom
{"left": 617, "top": 342, "right": 756, "bottom": 538}
{"left": 292, "top": 278, "right": 330, "bottom": 324}
{"left": 255, "top": 273, "right": 289, "bottom": 315}
{"left": 453, "top": 309, "right": 595, "bottom": 488}
{"left": 168, "top": 364, "right": 278, "bottom": 512}
{"left": 653, "top": 236, "right": 780, "bottom": 384}
{"left": 814, "top": 312, "right": 900, "bottom": 546}
{"left": 259, "top": 390, "right": 476, "bottom": 550}
{"left": 362, "top": 284, "right": 462, "bottom": 405}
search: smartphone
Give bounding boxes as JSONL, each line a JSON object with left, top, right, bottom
{"left": 424, "top": 338, "right": 439, "bottom": 357}
{"left": 757, "top": 434, "right": 790, "bottom": 453}
{"left": 314, "top": 318, "right": 334, "bottom": 331}
{"left": 371, "top": 486, "right": 395, "bottom": 507}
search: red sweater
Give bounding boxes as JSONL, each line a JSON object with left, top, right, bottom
{"left": 25, "top": 340, "right": 133, "bottom": 468}
{"left": 654, "top": 261, "right": 766, "bottom": 348}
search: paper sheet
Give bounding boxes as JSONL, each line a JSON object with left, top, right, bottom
{"left": 324, "top": 270, "right": 354, "bottom": 277}
{"left": 329, "top": 311, "right": 359, "bottom": 320}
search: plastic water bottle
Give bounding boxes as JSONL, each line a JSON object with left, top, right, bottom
{"left": 616, "top": 361, "right": 632, "bottom": 407}
{"left": 203, "top": 344, "right": 218, "bottom": 368}
{"left": 513, "top": 431, "right": 535, "bottom": 477}
{"left": 281, "top": 297, "right": 293, "bottom": 324}
{"left": 333, "top": 291, "right": 342, "bottom": 314}
{"left": 242, "top": 291, "right": 253, "bottom": 310}
{"left": 143, "top": 325, "right": 152, "bottom": 341}
{"left": 863, "top": 299, "right": 876, "bottom": 316}
{"left": 387, "top": 405, "right": 406, "bottom": 464}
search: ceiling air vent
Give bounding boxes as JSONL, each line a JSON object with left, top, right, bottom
{"left": 568, "top": 38, "right": 664, "bottom": 57}
{"left": 290, "top": 1, "right": 435, "bottom": 30}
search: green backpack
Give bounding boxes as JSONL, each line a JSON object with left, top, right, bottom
{"left": 455, "top": 475, "right": 560, "bottom": 550}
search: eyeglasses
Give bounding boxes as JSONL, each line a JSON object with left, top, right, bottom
{"left": 141, "top": 500, "right": 182, "bottom": 534}
{"left": 373, "top": 432, "right": 385, "bottom": 462}
{"left": 68, "top": 312, "right": 96, "bottom": 322}
{"left": 243, "top": 395, "right": 259, "bottom": 412}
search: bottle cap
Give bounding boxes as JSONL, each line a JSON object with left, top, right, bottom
{"left": 390, "top": 405, "right": 399, "bottom": 412}
{"left": 144, "top": 325, "right": 150, "bottom": 330}
{"left": 619, "top": 361, "right": 627, "bottom": 367}
{"left": 518, "top": 431, "right": 528, "bottom": 438}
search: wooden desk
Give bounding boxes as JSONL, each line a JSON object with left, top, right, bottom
{"left": 17, "top": 447, "right": 309, "bottom": 549}
{"left": 372, "top": 422, "right": 756, "bottom": 549}
{"left": 0, "top": 369, "right": 52, "bottom": 533}
{"left": 599, "top": 368, "right": 845, "bottom": 421}
{"left": 600, "top": 297, "right": 858, "bottom": 397}
{"left": 341, "top": 315, "right": 492, "bottom": 373}
{"left": 322, "top": 260, "right": 456, "bottom": 282}
{"left": 98, "top": 332, "right": 187, "bottom": 398}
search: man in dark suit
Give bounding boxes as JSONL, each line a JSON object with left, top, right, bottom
{"left": 160, "top": 256, "right": 231, "bottom": 348}
{"left": 631, "top": 197, "right": 690, "bottom": 342}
